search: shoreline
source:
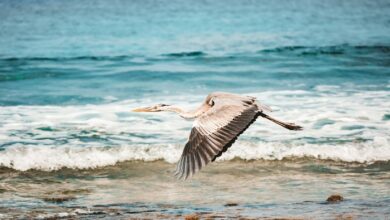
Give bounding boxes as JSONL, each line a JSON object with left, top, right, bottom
{"left": 0, "top": 200, "right": 373, "bottom": 219}
{"left": 1, "top": 160, "right": 389, "bottom": 219}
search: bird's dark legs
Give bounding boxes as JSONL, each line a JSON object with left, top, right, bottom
{"left": 258, "top": 112, "right": 303, "bottom": 131}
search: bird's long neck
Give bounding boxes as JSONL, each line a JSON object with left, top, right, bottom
{"left": 162, "top": 105, "right": 203, "bottom": 119}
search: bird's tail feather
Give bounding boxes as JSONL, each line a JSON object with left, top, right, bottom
{"left": 258, "top": 112, "right": 303, "bottom": 131}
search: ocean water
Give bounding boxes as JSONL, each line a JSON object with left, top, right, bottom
{"left": 1, "top": 0, "right": 390, "bottom": 219}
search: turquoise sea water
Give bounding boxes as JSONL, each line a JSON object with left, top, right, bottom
{"left": 1, "top": 0, "right": 390, "bottom": 218}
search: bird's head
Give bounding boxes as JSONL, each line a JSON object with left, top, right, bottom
{"left": 132, "top": 104, "right": 171, "bottom": 112}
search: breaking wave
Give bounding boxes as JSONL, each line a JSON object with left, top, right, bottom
{"left": 1, "top": 140, "right": 389, "bottom": 171}
{"left": 0, "top": 88, "right": 388, "bottom": 172}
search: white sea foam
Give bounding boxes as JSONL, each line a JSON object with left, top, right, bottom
{"left": 0, "top": 144, "right": 179, "bottom": 171}
{"left": 0, "top": 139, "right": 389, "bottom": 171}
{"left": 0, "top": 88, "right": 389, "bottom": 171}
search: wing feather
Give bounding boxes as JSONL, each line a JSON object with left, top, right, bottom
{"left": 175, "top": 93, "right": 261, "bottom": 179}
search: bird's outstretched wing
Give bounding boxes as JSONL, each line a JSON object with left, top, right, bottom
{"left": 175, "top": 94, "right": 263, "bottom": 179}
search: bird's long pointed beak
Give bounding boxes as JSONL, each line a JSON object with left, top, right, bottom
{"left": 132, "top": 107, "right": 153, "bottom": 112}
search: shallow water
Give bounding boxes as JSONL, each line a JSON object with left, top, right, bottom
{"left": 1, "top": 160, "right": 390, "bottom": 219}
{"left": 1, "top": 0, "right": 390, "bottom": 218}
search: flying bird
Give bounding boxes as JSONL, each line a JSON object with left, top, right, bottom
{"left": 133, "top": 92, "right": 302, "bottom": 179}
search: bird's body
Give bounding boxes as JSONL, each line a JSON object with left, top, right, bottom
{"left": 133, "top": 92, "right": 302, "bottom": 179}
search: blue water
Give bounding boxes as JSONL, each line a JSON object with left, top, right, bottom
{"left": 0, "top": 0, "right": 390, "bottom": 219}
{"left": 1, "top": 0, "right": 389, "bottom": 105}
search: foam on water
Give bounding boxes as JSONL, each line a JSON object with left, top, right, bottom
{"left": 1, "top": 139, "right": 390, "bottom": 171}
{"left": 0, "top": 88, "right": 389, "bottom": 171}
{"left": 0, "top": 144, "right": 179, "bottom": 171}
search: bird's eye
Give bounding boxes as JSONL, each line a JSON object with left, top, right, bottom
{"left": 209, "top": 99, "right": 214, "bottom": 106}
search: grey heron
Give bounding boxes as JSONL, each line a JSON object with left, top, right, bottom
{"left": 133, "top": 92, "right": 302, "bottom": 179}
